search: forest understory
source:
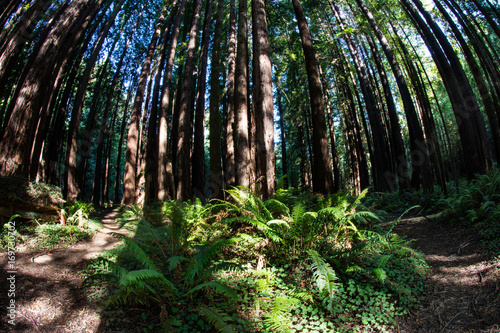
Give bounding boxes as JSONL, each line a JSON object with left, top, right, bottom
{"left": 1, "top": 199, "right": 499, "bottom": 333}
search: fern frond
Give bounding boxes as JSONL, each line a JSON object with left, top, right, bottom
{"left": 263, "top": 310, "right": 293, "bottom": 333}
{"left": 307, "top": 249, "right": 338, "bottom": 312}
{"left": 167, "top": 256, "right": 187, "bottom": 271}
{"left": 197, "top": 306, "right": 235, "bottom": 333}
{"left": 110, "top": 233, "right": 159, "bottom": 271}
{"left": 118, "top": 269, "right": 176, "bottom": 292}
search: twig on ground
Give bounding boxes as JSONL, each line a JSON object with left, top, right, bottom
{"left": 440, "top": 311, "right": 465, "bottom": 332}
{"left": 16, "top": 311, "right": 43, "bottom": 332}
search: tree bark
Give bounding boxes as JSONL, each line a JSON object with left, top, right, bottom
{"left": 209, "top": 0, "right": 225, "bottom": 200}
{"left": 122, "top": 7, "right": 167, "bottom": 205}
{"left": 157, "top": 0, "right": 187, "bottom": 201}
{"left": 252, "top": 0, "right": 275, "bottom": 198}
{"left": 192, "top": 0, "right": 214, "bottom": 201}
{"left": 292, "top": 0, "right": 333, "bottom": 195}
{"left": 175, "top": 0, "right": 203, "bottom": 201}
{"left": 234, "top": 0, "right": 251, "bottom": 189}
{"left": 225, "top": 0, "right": 237, "bottom": 189}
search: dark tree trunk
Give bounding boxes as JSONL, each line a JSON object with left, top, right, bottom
{"left": 277, "top": 92, "right": 288, "bottom": 188}
{"left": 158, "top": 0, "right": 187, "bottom": 201}
{"left": 176, "top": 0, "right": 203, "bottom": 201}
{"left": 437, "top": 0, "right": 500, "bottom": 163}
{"left": 192, "top": 0, "right": 214, "bottom": 201}
{"left": 114, "top": 88, "right": 135, "bottom": 204}
{"left": 0, "top": 0, "right": 99, "bottom": 178}
{"left": 402, "top": 0, "right": 492, "bottom": 178}
{"left": 209, "top": 0, "right": 225, "bottom": 200}
{"left": 292, "top": 0, "right": 333, "bottom": 195}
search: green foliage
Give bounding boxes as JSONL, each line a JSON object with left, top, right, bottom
{"left": 64, "top": 201, "right": 95, "bottom": 225}
{"left": 307, "top": 249, "right": 338, "bottom": 312}
{"left": 89, "top": 187, "right": 430, "bottom": 332}
{"left": 87, "top": 202, "right": 240, "bottom": 332}
{"left": 34, "top": 224, "right": 95, "bottom": 250}
{"left": 444, "top": 170, "right": 500, "bottom": 254}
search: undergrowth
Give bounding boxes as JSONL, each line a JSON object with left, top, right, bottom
{"left": 1, "top": 201, "right": 101, "bottom": 251}
{"left": 442, "top": 169, "right": 500, "bottom": 256}
{"left": 84, "top": 188, "right": 429, "bottom": 332}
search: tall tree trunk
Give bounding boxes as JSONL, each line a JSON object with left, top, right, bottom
{"left": 319, "top": 65, "right": 340, "bottom": 192}
{"left": 0, "top": 0, "right": 52, "bottom": 83}
{"left": 234, "top": 0, "right": 250, "bottom": 188}
{"left": 356, "top": 0, "right": 433, "bottom": 191}
{"left": 437, "top": 0, "right": 500, "bottom": 163}
{"left": 401, "top": 0, "right": 492, "bottom": 178}
{"left": 63, "top": 0, "right": 124, "bottom": 201}
{"left": 114, "top": 88, "right": 135, "bottom": 203}
{"left": 225, "top": 0, "right": 237, "bottom": 189}
{"left": 158, "top": 0, "right": 187, "bottom": 201}
{"left": 252, "top": 0, "right": 275, "bottom": 199}
{"left": 122, "top": 7, "right": 167, "bottom": 205}
{"left": 176, "top": 0, "right": 203, "bottom": 201}
{"left": 292, "top": 0, "right": 333, "bottom": 195}
{"left": 330, "top": 0, "right": 391, "bottom": 192}
{"left": 192, "top": 0, "right": 214, "bottom": 200}
{"left": 209, "top": 0, "right": 225, "bottom": 200}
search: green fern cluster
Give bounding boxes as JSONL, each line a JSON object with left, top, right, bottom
{"left": 87, "top": 202, "right": 242, "bottom": 332}
{"left": 444, "top": 169, "right": 500, "bottom": 254}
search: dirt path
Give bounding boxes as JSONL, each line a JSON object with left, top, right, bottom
{"left": 394, "top": 216, "right": 500, "bottom": 333}
{"left": 0, "top": 208, "right": 126, "bottom": 333}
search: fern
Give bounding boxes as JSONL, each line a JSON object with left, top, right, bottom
{"left": 307, "top": 249, "right": 338, "bottom": 312}
{"left": 197, "top": 306, "right": 235, "bottom": 333}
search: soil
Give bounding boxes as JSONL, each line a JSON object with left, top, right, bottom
{"left": 1, "top": 210, "right": 499, "bottom": 332}
{"left": 393, "top": 216, "right": 500, "bottom": 333}
{"left": 0, "top": 208, "right": 126, "bottom": 333}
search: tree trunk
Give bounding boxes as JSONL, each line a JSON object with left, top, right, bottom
{"left": 192, "top": 0, "right": 214, "bottom": 201}
{"left": 402, "top": 0, "right": 492, "bottom": 178}
{"left": 122, "top": 7, "right": 167, "bottom": 205}
{"left": 175, "top": 0, "right": 203, "bottom": 201}
{"left": 234, "top": 0, "right": 250, "bottom": 189}
{"left": 157, "top": 0, "right": 187, "bottom": 201}
{"left": 209, "top": 0, "right": 225, "bottom": 200}
{"left": 277, "top": 92, "right": 288, "bottom": 188}
{"left": 356, "top": 0, "right": 433, "bottom": 192}
{"left": 225, "top": 0, "right": 237, "bottom": 189}
{"left": 114, "top": 88, "right": 135, "bottom": 204}
{"left": 0, "top": 0, "right": 98, "bottom": 178}
{"left": 252, "top": 0, "right": 275, "bottom": 199}
{"left": 292, "top": 0, "right": 333, "bottom": 195}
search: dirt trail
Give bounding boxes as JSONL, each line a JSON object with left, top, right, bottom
{"left": 394, "top": 216, "right": 500, "bottom": 333}
{"left": 0, "top": 208, "right": 126, "bottom": 333}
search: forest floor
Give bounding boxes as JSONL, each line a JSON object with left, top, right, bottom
{"left": 393, "top": 215, "right": 500, "bottom": 333}
{"left": 0, "top": 209, "right": 499, "bottom": 332}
